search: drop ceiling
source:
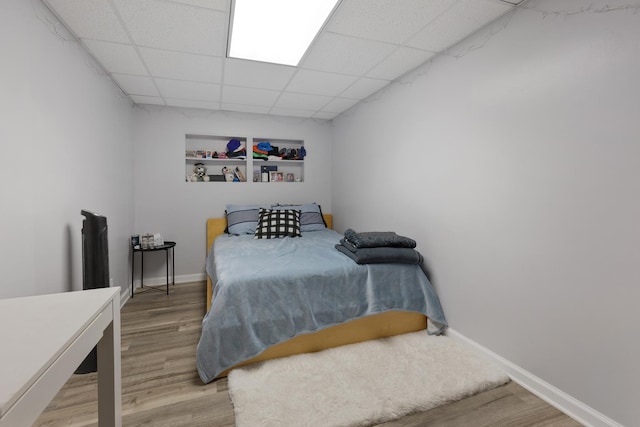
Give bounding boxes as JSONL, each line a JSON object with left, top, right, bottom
{"left": 43, "top": 0, "right": 526, "bottom": 120}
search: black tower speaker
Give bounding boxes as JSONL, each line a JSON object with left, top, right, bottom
{"left": 76, "top": 209, "right": 110, "bottom": 374}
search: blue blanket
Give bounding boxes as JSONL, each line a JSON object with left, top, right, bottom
{"left": 196, "top": 229, "right": 447, "bottom": 383}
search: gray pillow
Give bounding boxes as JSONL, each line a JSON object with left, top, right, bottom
{"left": 271, "top": 203, "right": 326, "bottom": 232}
{"left": 226, "top": 204, "right": 268, "bottom": 235}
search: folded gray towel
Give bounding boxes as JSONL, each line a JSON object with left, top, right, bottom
{"left": 340, "top": 238, "right": 359, "bottom": 253}
{"left": 335, "top": 244, "right": 423, "bottom": 265}
{"left": 343, "top": 229, "right": 417, "bottom": 249}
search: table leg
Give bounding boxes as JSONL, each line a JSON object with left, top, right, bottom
{"left": 130, "top": 251, "right": 134, "bottom": 298}
{"left": 140, "top": 252, "right": 144, "bottom": 288}
{"left": 172, "top": 247, "right": 175, "bottom": 286}
{"left": 165, "top": 249, "right": 169, "bottom": 295}
{"left": 97, "top": 299, "right": 122, "bottom": 427}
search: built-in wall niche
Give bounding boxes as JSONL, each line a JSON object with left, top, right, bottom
{"left": 185, "top": 134, "right": 247, "bottom": 182}
{"left": 251, "top": 137, "right": 305, "bottom": 183}
{"left": 184, "top": 134, "right": 305, "bottom": 183}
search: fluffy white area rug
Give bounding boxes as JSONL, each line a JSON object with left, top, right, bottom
{"left": 228, "top": 331, "right": 510, "bottom": 427}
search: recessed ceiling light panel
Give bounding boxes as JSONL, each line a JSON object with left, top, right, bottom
{"left": 228, "top": 0, "right": 340, "bottom": 66}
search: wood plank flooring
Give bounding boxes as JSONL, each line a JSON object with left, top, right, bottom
{"left": 35, "top": 281, "right": 582, "bottom": 427}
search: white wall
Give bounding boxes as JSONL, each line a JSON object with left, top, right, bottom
{"left": 132, "top": 106, "right": 332, "bottom": 280}
{"left": 331, "top": 1, "right": 639, "bottom": 425}
{"left": 4, "top": 0, "right": 636, "bottom": 422}
{"left": 0, "top": 0, "right": 134, "bottom": 299}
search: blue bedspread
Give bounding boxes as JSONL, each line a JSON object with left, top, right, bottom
{"left": 196, "top": 229, "right": 447, "bottom": 383}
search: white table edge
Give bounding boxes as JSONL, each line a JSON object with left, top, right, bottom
{"left": 0, "top": 287, "right": 122, "bottom": 427}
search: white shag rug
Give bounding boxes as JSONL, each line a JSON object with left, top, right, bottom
{"left": 227, "top": 332, "right": 510, "bottom": 427}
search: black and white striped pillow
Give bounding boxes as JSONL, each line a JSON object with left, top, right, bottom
{"left": 254, "top": 209, "right": 301, "bottom": 239}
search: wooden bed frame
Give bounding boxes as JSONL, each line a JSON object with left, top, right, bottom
{"left": 206, "top": 214, "right": 427, "bottom": 377}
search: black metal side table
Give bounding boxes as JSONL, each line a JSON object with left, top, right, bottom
{"left": 131, "top": 241, "right": 176, "bottom": 297}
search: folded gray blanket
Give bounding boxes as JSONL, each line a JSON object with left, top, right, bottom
{"left": 335, "top": 243, "right": 423, "bottom": 265}
{"left": 344, "top": 229, "right": 416, "bottom": 249}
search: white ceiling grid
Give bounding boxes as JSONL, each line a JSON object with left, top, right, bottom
{"left": 43, "top": 0, "right": 523, "bottom": 120}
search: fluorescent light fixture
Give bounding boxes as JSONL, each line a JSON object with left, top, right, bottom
{"left": 228, "top": 0, "right": 340, "bottom": 66}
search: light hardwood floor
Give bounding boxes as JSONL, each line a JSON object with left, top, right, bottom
{"left": 35, "top": 281, "right": 581, "bottom": 427}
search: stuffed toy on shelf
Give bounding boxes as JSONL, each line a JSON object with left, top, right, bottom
{"left": 189, "top": 163, "right": 210, "bottom": 182}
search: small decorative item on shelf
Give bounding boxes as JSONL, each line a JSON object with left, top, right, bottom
{"left": 222, "top": 167, "right": 235, "bottom": 182}
{"left": 261, "top": 165, "right": 277, "bottom": 182}
{"left": 286, "top": 173, "right": 294, "bottom": 182}
{"left": 141, "top": 234, "right": 154, "bottom": 249}
{"left": 153, "top": 233, "right": 164, "bottom": 247}
{"left": 270, "top": 171, "right": 284, "bottom": 182}
{"left": 186, "top": 150, "right": 196, "bottom": 158}
{"left": 137, "top": 233, "right": 164, "bottom": 249}
{"left": 233, "top": 167, "right": 246, "bottom": 182}
{"left": 189, "top": 163, "right": 210, "bottom": 182}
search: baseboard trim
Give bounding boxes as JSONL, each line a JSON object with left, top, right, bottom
{"left": 128, "top": 273, "right": 206, "bottom": 293}
{"left": 120, "top": 288, "right": 129, "bottom": 308}
{"left": 174, "top": 273, "right": 207, "bottom": 284}
{"left": 445, "top": 328, "right": 622, "bottom": 427}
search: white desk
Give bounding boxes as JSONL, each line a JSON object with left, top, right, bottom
{"left": 0, "top": 287, "right": 121, "bottom": 427}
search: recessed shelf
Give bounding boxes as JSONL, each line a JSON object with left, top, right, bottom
{"left": 185, "top": 134, "right": 305, "bottom": 183}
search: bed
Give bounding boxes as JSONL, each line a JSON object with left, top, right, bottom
{"left": 197, "top": 208, "right": 447, "bottom": 382}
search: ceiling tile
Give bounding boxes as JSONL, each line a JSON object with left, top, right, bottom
{"left": 82, "top": 40, "right": 148, "bottom": 75}
{"left": 155, "top": 78, "right": 221, "bottom": 101}
{"left": 339, "top": 77, "right": 390, "bottom": 99}
{"left": 45, "top": 0, "right": 520, "bottom": 120}
{"left": 111, "top": 74, "right": 159, "bottom": 96}
{"left": 165, "top": 98, "right": 221, "bottom": 110}
{"left": 366, "top": 47, "right": 436, "bottom": 80}
{"left": 139, "top": 48, "right": 223, "bottom": 83}
{"left": 320, "top": 97, "right": 359, "bottom": 114}
{"left": 221, "top": 103, "right": 272, "bottom": 115}
{"left": 44, "top": 0, "right": 129, "bottom": 43}
{"left": 269, "top": 107, "right": 316, "bottom": 118}
{"left": 275, "top": 92, "right": 333, "bottom": 111}
{"left": 285, "top": 70, "right": 358, "bottom": 97}
{"left": 223, "top": 59, "right": 296, "bottom": 91}
{"left": 326, "top": 0, "right": 456, "bottom": 44}
{"left": 130, "top": 95, "right": 166, "bottom": 105}
{"left": 406, "top": 0, "right": 513, "bottom": 52}
{"left": 112, "top": 0, "right": 227, "bottom": 55}
{"left": 301, "top": 32, "right": 397, "bottom": 76}
{"left": 222, "top": 86, "right": 280, "bottom": 107}
{"left": 166, "top": 0, "right": 228, "bottom": 11}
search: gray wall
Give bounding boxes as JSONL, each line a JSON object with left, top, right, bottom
{"left": 132, "top": 106, "right": 333, "bottom": 280}
{"left": 3, "top": 0, "right": 637, "bottom": 424}
{"left": 0, "top": 0, "right": 134, "bottom": 299}
{"left": 331, "top": 1, "right": 639, "bottom": 425}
